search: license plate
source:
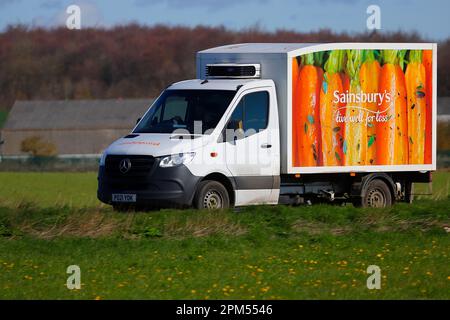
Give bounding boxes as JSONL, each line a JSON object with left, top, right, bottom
{"left": 112, "top": 194, "right": 136, "bottom": 203}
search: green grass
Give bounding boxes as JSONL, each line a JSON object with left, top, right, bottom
{"left": 0, "top": 172, "right": 449, "bottom": 299}
{"left": 0, "top": 172, "right": 99, "bottom": 208}
{"left": 0, "top": 110, "right": 7, "bottom": 129}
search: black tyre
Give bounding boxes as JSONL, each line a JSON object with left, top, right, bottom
{"left": 361, "top": 179, "right": 393, "bottom": 208}
{"left": 194, "top": 180, "right": 230, "bottom": 210}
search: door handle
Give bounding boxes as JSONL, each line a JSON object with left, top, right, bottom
{"left": 261, "top": 143, "right": 272, "bottom": 149}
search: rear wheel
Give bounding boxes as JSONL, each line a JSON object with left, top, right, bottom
{"left": 361, "top": 179, "right": 392, "bottom": 208}
{"left": 194, "top": 180, "right": 230, "bottom": 210}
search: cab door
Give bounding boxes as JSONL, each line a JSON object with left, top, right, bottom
{"left": 223, "top": 86, "right": 280, "bottom": 205}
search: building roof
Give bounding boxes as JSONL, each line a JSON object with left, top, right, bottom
{"left": 3, "top": 99, "right": 153, "bottom": 131}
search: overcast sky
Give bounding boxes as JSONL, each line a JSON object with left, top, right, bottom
{"left": 0, "top": 0, "right": 449, "bottom": 40}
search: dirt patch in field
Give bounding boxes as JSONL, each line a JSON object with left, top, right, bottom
{"left": 292, "top": 219, "right": 352, "bottom": 235}
{"left": 293, "top": 214, "right": 448, "bottom": 236}
{"left": 164, "top": 212, "right": 247, "bottom": 239}
{"left": 17, "top": 211, "right": 133, "bottom": 239}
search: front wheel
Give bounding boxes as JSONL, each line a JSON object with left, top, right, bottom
{"left": 361, "top": 179, "right": 393, "bottom": 208}
{"left": 194, "top": 180, "right": 230, "bottom": 210}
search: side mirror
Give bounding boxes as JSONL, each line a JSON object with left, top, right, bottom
{"left": 136, "top": 117, "right": 141, "bottom": 125}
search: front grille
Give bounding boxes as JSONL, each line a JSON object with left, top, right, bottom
{"left": 105, "top": 155, "right": 155, "bottom": 177}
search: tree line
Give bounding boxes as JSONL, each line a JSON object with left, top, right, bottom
{"left": 1, "top": 24, "right": 449, "bottom": 111}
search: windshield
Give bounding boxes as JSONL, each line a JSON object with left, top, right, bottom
{"left": 133, "top": 89, "right": 236, "bottom": 134}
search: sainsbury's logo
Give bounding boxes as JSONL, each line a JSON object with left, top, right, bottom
{"left": 333, "top": 90, "right": 392, "bottom": 106}
{"left": 332, "top": 90, "right": 394, "bottom": 125}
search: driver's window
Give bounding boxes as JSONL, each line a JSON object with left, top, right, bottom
{"left": 162, "top": 96, "right": 188, "bottom": 121}
{"left": 225, "top": 91, "right": 269, "bottom": 140}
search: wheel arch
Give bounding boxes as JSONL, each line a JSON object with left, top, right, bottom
{"left": 360, "top": 173, "right": 397, "bottom": 203}
{"left": 196, "top": 172, "right": 235, "bottom": 207}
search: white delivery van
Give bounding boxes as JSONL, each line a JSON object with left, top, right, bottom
{"left": 98, "top": 43, "right": 437, "bottom": 209}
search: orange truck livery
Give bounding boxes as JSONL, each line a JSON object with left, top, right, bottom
{"left": 291, "top": 45, "right": 435, "bottom": 171}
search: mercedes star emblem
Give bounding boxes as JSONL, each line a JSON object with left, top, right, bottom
{"left": 119, "top": 158, "right": 132, "bottom": 174}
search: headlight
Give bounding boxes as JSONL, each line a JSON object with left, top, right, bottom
{"left": 159, "top": 152, "right": 195, "bottom": 168}
{"left": 99, "top": 152, "right": 107, "bottom": 166}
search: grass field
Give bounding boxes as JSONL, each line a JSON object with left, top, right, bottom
{"left": 0, "top": 171, "right": 449, "bottom": 299}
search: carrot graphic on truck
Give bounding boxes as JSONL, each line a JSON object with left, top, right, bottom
{"left": 406, "top": 50, "right": 427, "bottom": 164}
{"left": 292, "top": 57, "right": 301, "bottom": 167}
{"left": 320, "top": 50, "right": 345, "bottom": 166}
{"left": 344, "top": 49, "right": 367, "bottom": 166}
{"left": 376, "top": 50, "right": 408, "bottom": 165}
{"left": 423, "top": 50, "right": 433, "bottom": 164}
{"left": 293, "top": 53, "right": 322, "bottom": 166}
{"left": 359, "top": 50, "right": 381, "bottom": 165}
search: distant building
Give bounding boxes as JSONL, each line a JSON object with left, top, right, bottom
{"left": 0, "top": 99, "right": 153, "bottom": 156}
{"left": 438, "top": 97, "right": 450, "bottom": 122}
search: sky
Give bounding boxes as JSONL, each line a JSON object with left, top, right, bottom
{"left": 0, "top": 0, "right": 449, "bottom": 40}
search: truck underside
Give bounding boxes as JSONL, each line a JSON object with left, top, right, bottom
{"left": 279, "top": 171, "right": 431, "bottom": 207}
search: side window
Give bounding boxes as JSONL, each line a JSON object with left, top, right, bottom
{"left": 162, "top": 96, "right": 188, "bottom": 121}
{"left": 225, "top": 91, "right": 269, "bottom": 140}
{"left": 243, "top": 91, "right": 269, "bottom": 134}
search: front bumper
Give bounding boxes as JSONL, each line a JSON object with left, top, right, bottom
{"left": 97, "top": 158, "right": 200, "bottom": 208}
